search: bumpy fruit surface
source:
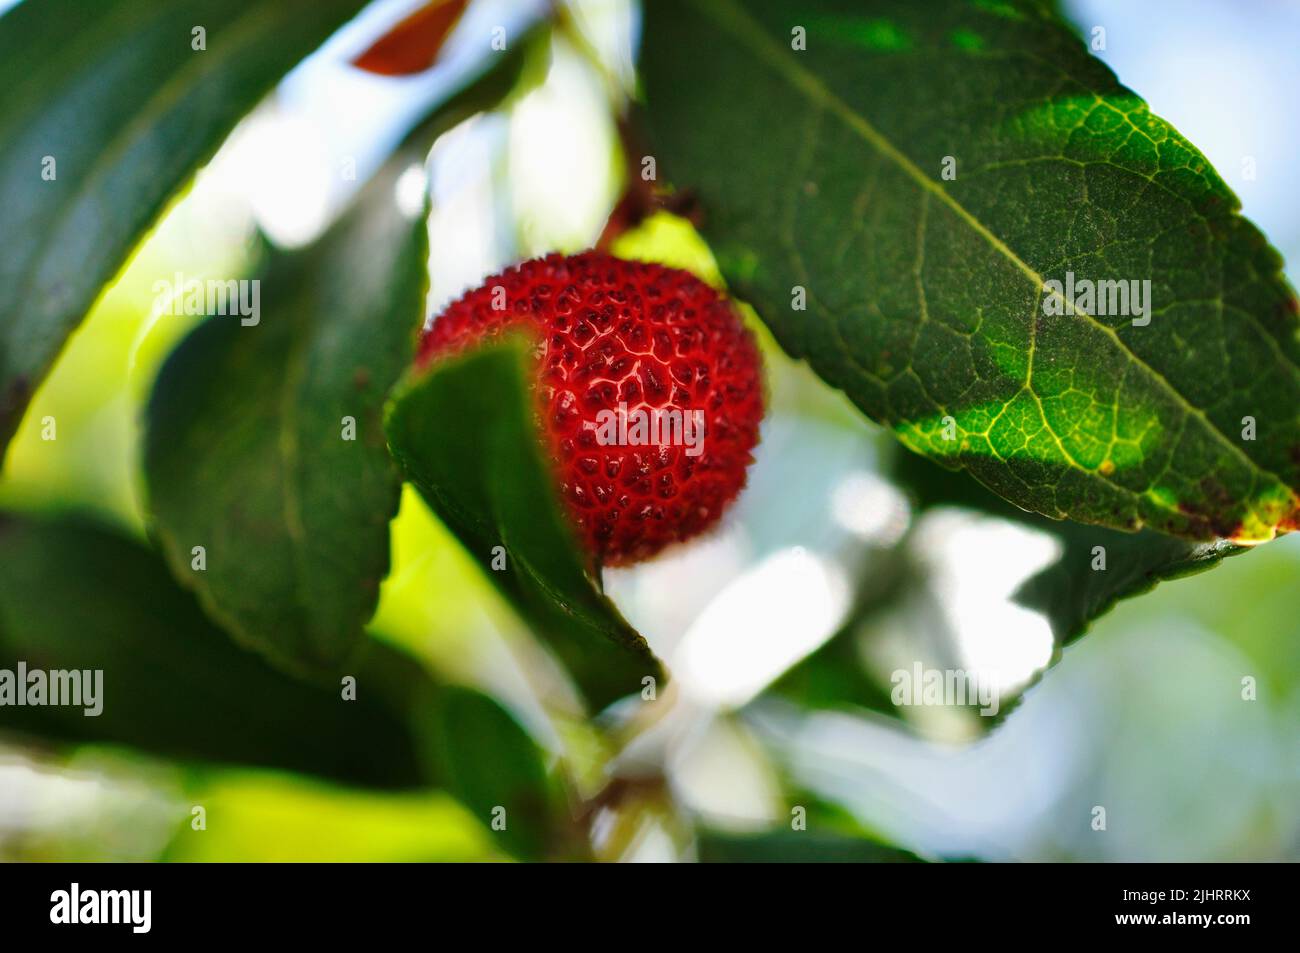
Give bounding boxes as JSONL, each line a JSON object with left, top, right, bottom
{"left": 417, "top": 252, "right": 764, "bottom": 565}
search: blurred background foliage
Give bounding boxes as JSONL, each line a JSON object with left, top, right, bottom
{"left": 0, "top": 0, "right": 1296, "bottom": 862}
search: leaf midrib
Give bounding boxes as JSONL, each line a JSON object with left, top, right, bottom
{"left": 693, "top": 0, "right": 1294, "bottom": 507}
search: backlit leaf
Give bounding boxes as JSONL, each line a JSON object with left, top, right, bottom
{"left": 0, "top": 0, "right": 367, "bottom": 457}
{"left": 641, "top": 0, "right": 1300, "bottom": 543}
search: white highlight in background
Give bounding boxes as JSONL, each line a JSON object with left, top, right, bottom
{"left": 674, "top": 546, "right": 850, "bottom": 709}
{"left": 912, "top": 509, "right": 1060, "bottom": 693}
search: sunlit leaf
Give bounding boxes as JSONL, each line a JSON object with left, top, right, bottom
{"left": 641, "top": 0, "right": 1300, "bottom": 543}
{"left": 164, "top": 772, "right": 501, "bottom": 862}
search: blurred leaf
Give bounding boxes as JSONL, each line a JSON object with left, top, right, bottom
{"left": 0, "top": 0, "right": 369, "bottom": 457}
{"left": 143, "top": 45, "right": 532, "bottom": 676}
{"left": 1073, "top": 531, "right": 1300, "bottom": 703}
{"left": 164, "top": 772, "right": 500, "bottom": 862}
{"left": 641, "top": 0, "right": 1300, "bottom": 543}
{"left": 772, "top": 450, "right": 1247, "bottom": 721}
{"left": 0, "top": 512, "right": 574, "bottom": 858}
{"left": 385, "top": 338, "right": 665, "bottom": 711}
{"left": 417, "top": 685, "right": 580, "bottom": 860}
{"left": 697, "top": 829, "right": 923, "bottom": 863}
{"left": 768, "top": 582, "right": 905, "bottom": 720}
{"left": 353, "top": 0, "right": 469, "bottom": 76}
{"left": 893, "top": 451, "right": 1246, "bottom": 651}
{"left": 0, "top": 512, "right": 431, "bottom": 789}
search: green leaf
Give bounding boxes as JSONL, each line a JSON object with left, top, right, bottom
{"left": 385, "top": 338, "right": 665, "bottom": 712}
{"left": 697, "top": 829, "right": 924, "bottom": 863}
{"left": 0, "top": 0, "right": 368, "bottom": 458}
{"left": 893, "top": 448, "right": 1247, "bottom": 651}
{"left": 768, "top": 578, "right": 906, "bottom": 721}
{"left": 641, "top": 0, "right": 1300, "bottom": 543}
{"left": 0, "top": 512, "right": 431, "bottom": 789}
{"left": 771, "top": 450, "right": 1244, "bottom": 720}
{"left": 0, "top": 514, "right": 571, "bottom": 855}
{"left": 163, "top": 773, "right": 504, "bottom": 862}
{"left": 897, "top": 450, "right": 1246, "bottom": 657}
{"left": 143, "top": 149, "right": 426, "bottom": 676}
{"left": 142, "top": 33, "right": 539, "bottom": 677}
{"left": 416, "top": 684, "right": 577, "bottom": 861}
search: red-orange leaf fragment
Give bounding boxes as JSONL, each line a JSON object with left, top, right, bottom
{"left": 352, "top": 0, "right": 469, "bottom": 76}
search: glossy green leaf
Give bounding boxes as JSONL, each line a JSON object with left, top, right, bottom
{"left": 0, "top": 512, "right": 430, "bottom": 788}
{"left": 385, "top": 338, "right": 665, "bottom": 712}
{"left": 0, "top": 0, "right": 367, "bottom": 457}
{"left": 641, "top": 0, "right": 1300, "bottom": 543}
